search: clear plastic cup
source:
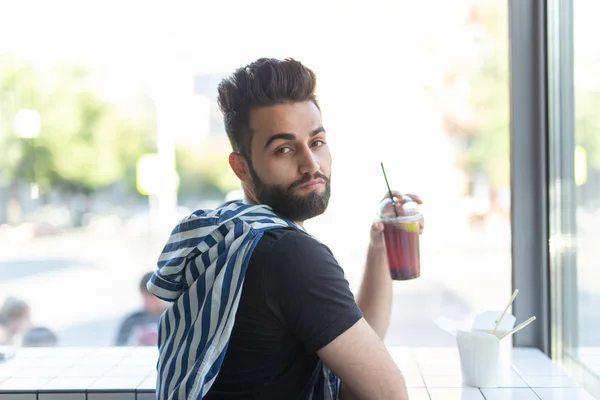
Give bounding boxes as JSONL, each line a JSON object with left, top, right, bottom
{"left": 378, "top": 196, "right": 422, "bottom": 280}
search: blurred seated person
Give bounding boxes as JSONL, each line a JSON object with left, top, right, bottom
{"left": 0, "top": 297, "right": 32, "bottom": 346}
{"left": 22, "top": 326, "right": 58, "bottom": 347}
{"left": 115, "top": 272, "right": 168, "bottom": 346}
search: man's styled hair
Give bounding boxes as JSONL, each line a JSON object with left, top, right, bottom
{"left": 217, "top": 58, "right": 319, "bottom": 160}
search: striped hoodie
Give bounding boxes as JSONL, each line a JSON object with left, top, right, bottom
{"left": 147, "top": 201, "right": 340, "bottom": 399}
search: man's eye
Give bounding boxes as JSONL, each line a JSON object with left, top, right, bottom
{"left": 276, "top": 147, "right": 291, "bottom": 155}
{"left": 312, "top": 140, "right": 325, "bottom": 147}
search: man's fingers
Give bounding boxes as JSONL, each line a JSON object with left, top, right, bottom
{"left": 380, "top": 191, "right": 403, "bottom": 202}
{"left": 404, "top": 193, "right": 423, "bottom": 204}
{"left": 372, "top": 221, "right": 384, "bottom": 233}
{"left": 381, "top": 191, "right": 423, "bottom": 205}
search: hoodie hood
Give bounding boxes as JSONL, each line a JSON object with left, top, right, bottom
{"left": 146, "top": 201, "right": 304, "bottom": 399}
{"left": 147, "top": 201, "right": 299, "bottom": 302}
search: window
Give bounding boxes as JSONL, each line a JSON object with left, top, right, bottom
{"left": 0, "top": 1, "right": 510, "bottom": 349}
{"left": 548, "top": 0, "right": 600, "bottom": 396}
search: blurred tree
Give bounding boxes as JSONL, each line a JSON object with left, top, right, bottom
{"left": 176, "top": 136, "right": 239, "bottom": 202}
{"left": 0, "top": 55, "right": 43, "bottom": 188}
{"left": 0, "top": 55, "right": 155, "bottom": 197}
{"left": 460, "top": 0, "right": 600, "bottom": 182}
{"left": 466, "top": 0, "right": 510, "bottom": 190}
{"left": 41, "top": 67, "right": 154, "bottom": 194}
{"left": 445, "top": 0, "right": 600, "bottom": 191}
{"left": 427, "top": 0, "right": 510, "bottom": 194}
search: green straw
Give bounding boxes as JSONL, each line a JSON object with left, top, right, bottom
{"left": 380, "top": 162, "right": 399, "bottom": 217}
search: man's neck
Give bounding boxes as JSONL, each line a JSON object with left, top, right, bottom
{"left": 243, "top": 193, "right": 256, "bottom": 205}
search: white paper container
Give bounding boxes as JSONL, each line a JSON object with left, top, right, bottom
{"left": 435, "top": 310, "right": 516, "bottom": 388}
{"left": 456, "top": 330, "right": 512, "bottom": 387}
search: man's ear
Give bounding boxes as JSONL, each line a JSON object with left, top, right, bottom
{"left": 229, "top": 152, "right": 250, "bottom": 182}
{"left": 230, "top": 152, "right": 260, "bottom": 204}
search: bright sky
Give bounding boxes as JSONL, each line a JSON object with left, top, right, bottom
{"left": 0, "top": 0, "right": 472, "bottom": 72}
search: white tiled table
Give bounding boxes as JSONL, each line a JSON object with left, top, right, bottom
{"left": 0, "top": 347, "right": 156, "bottom": 400}
{"left": 395, "top": 347, "right": 597, "bottom": 399}
{"left": 0, "top": 346, "right": 596, "bottom": 399}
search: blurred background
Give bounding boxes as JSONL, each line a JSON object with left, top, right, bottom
{"left": 0, "top": 0, "right": 596, "bottom": 362}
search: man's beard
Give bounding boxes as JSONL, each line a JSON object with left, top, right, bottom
{"left": 247, "top": 164, "right": 331, "bottom": 222}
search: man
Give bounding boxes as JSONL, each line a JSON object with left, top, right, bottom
{"left": 115, "top": 272, "right": 168, "bottom": 346}
{"left": 148, "top": 58, "right": 422, "bottom": 399}
{"left": 22, "top": 326, "right": 58, "bottom": 347}
{"left": 0, "top": 296, "right": 31, "bottom": 346}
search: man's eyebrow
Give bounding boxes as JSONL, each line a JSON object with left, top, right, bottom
{"left": 311, "top": 127, "right": 325, "bottom": 136}
{"left": 264, "top": 133, "right": 295, "bottom": 149}
{"left": 263, "top": 127, "right": 326, "bottom": 149}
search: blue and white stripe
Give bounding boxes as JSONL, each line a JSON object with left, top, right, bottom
{"left": 147, "top": 201, "right": 340, "bottom": 399}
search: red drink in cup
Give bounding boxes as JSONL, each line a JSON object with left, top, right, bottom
{"left": 378, "top": 197, "right": 421, "bottom": 280}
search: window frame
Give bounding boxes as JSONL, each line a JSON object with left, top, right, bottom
{"left": 510, "top": 0, "right": 600, "bottom": 396}
{"left": 508, "top": 0, "right": 551, "bottom": 353}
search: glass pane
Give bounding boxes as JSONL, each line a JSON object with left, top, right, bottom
{"left": 0, "top": 0, "right": 509, "bottom": 349}
{"left": 573, "top": 0, "right": 600, "bottom": 380}
{"left": 549, "top": 0, "right": 600, "bottom": 395}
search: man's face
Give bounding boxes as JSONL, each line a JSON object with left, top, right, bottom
{"left": 245, "top": 101, "right": 332, "bottom": 222}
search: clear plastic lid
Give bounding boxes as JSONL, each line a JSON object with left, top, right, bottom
{"left": 378, "top": 195, "right": 422, "bottom": 223}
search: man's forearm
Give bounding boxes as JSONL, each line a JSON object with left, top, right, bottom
{"left": 356, "top": 244, "right": 393, "bottom": 339}
{"left": 339, "top": 381, "right": 409, "bottom": 400}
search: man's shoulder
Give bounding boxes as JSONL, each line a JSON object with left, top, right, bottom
{"left": 251, "top": 228, "right": 340, "bottom": 283}
{"left": 257, "top": 227, "right": 325, "bottom": 254}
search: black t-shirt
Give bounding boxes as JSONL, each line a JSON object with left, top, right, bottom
{"left": 204, "top": 228, "right": 363, "bottom": 400}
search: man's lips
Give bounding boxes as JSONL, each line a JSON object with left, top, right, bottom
{"left": 297, "top": 179, "right": 325, "bottom": 190}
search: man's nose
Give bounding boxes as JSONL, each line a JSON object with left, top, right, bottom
{"left": 298, "top": 146, "right": 320, "bottom": 175}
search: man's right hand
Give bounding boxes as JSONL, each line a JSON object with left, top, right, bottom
{"left": 317, "top": 318, "right": 409, "bottom": 400}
